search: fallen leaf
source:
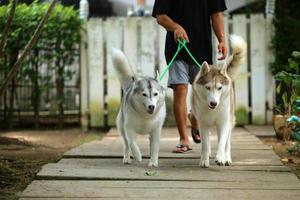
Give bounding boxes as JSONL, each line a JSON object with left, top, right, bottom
{"left": 145, "top": 170, "right": 156, "bottom": 176}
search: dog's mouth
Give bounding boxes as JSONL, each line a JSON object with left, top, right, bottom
{"left": 208, "top": 105, "right": 216, "bottom": 110}
{"left": 147, "top": 109, "right": 154, "bottom": 114}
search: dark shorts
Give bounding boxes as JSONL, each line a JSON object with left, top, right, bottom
{"left": 167, "top": 60, "right": 200, "bottom": 88}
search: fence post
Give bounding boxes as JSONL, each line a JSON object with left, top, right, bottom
{"left": 124, "top": 18, "right": 138, "bottom": 73}
{"left": 87, "top": 19, "right": 105, "bottom": 128}
{"left": 232, "top": 14, "right": 249, "bottom": 125}
{"left": 104, "top": 17, "right": 123, "bottom": 126}
{"left": 250, "top": 14, "right": 267, "bottom": 124}
{"left": 80, "top": 23, "right": 89, "bottom": 131}
{"left": 265, "top": 13, "right": 275, "bottom": 124}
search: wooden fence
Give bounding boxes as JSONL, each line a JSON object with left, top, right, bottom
{"left": 80, "top": 14, "right": 275, "bottom": 128}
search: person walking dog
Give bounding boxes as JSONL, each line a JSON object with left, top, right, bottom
{"left": 152, "top": 0, "right": 227, "bottom": 153}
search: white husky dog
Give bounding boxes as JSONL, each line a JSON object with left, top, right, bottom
{"left": 112, "top": 49, "right": 166, "bottom": 167}
{"left": 191, "top": 35, "right": 247, "bottom": 168}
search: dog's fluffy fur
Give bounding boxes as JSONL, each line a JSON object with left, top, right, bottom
{"left": 191, "top": 35, "right": 247, "bottom": 168}
{"left": 112, "top": 49, "right": 166, "bottom": 167}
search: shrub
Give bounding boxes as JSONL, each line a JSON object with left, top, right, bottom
{"left": 0, "top": 1, "right": 82, "bottom": 128}
{"left": 271, "top": 0, "right": 300, "bottom": 75}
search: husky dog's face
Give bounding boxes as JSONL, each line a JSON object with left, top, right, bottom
{"left": 132, "top": 77, "right": 165, "bottom": 115}
{"left": 193, "top": 62, "right": 231, "bottom": 110}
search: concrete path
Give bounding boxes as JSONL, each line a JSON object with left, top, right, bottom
{"left": 21, "top": 127, "right": 300, "bottom": 199}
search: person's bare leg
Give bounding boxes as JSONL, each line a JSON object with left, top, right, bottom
{"left": 188, "top": 111, "right": 201, "bottom": 142}
{"left": 173, "top": 84, "right": 189, "bottom": 145}
{"left": 188, "top": 112, "right": 198, "bottom": 130}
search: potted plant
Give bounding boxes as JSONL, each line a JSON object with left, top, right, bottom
{"left": 273, "top": 51, "right": 300, "bottom": 140}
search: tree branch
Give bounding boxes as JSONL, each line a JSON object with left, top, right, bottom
{"left": 0, "top": 0, "right": 18, "bottom": 59}
{"left": 0, "top": 0, "right": 57, "bottom": 97}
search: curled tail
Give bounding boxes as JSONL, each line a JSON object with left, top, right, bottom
{"left": 227, "top": 35, "right": 247, "bottom": 80}
{"left": 111, "top": 48, "right": 134, "bottom": 89}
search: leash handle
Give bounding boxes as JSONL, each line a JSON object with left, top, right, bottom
{"left": 159, "top": 39, "right": 201, "bottom": 81}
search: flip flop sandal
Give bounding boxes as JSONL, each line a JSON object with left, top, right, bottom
{"left": 172, "top": 144, "right": 192, "bottom": 153}
{"left": 191, "top": 128, "right": 201, "bottom": 144}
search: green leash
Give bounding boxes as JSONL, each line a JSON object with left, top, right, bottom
{"left": 159, "top": 39, "right": 202, "bottom": 81}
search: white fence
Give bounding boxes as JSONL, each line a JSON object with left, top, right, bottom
{"left": 80, "top": 14, "right": 274, "bottom": 128}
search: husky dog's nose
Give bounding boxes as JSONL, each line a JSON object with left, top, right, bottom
{"left": 209, "top": 102, "right": 217, "bottom": 109}
{"left": 148, "top": 105, "right": 155, "bottom": 112}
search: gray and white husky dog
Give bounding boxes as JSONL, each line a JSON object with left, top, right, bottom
{"left": 191, "top": 35, "right": 247, "bottom": 168}
{"left": 112, "top": 49, "right": 166, "bottom": 167}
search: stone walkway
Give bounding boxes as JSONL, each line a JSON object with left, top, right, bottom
{"left": 21, "top": 127, "right": 300, "bottom": 199}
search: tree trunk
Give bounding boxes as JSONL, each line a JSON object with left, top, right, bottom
{"left": 33, "top": 50, "right": 40, "bottom": 129}
{"left": 7, "top": 52, "right": 18, "bottom": 128}
{"left": 0, "top": 0, "right": 18, "bottom": 60}
{"left": 7, "top": 78, "right": 15, "bottom": 128}
{"left": 56, "top": 59, "right": 64, "bottom": 129}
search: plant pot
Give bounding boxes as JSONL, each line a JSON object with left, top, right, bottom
{"left": 273, "top": 114, "right": 289, "bottom": 140}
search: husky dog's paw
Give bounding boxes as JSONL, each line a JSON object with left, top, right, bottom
{"left": 123, "top": 157, "right": 132, "bottom": 164}
{"left": 199, "top": 159, "right": 210, "bottom": 168}
{"left": 134, "top": 155, "right": 142, "bottom": 162}
{"left": 148, "top": 160, "right": 158, "bottom": 168}
{"left": 225, "top": 154, "right": 232, "bottom": 166}
{"left": 215, "top": 160, "right": 226, "bottom": 166}
{"left": 225, "top": 160, "right": 232, "bottom": 166}
{"left": 215, "top": 153, "right": 226, "bottom": 166}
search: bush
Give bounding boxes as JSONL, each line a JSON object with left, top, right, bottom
{"left": 0, "top": 1, "right": 82, "bottom": 127}
{"left": 271, "top": 0, "right": 300, "bottom": 75}
{"left": 274, "top": 52, "right": 300, "bottom": 115}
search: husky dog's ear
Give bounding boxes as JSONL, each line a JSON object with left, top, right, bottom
{"left": 193, "top": 61, "right": 210, "bottom": 85}
{"left": 200, "top": 61, "right": 210, "bottom": 76}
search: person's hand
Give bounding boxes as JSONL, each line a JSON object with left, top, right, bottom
{"left": 174, "top": 24, "right": 189, "bottom": 43}
{"left": 217, "top": 41, "right": 227, "bottom": 60}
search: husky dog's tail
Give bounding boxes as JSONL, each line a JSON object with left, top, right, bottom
{"left": 111, "top": 48, "right": 134, "bottom": 89}
{"left": 227, "top": 35, "right": 247, "bottom": 79}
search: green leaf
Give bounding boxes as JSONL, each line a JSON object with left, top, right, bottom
{"left": 145, "top": 170, "right": 157, "bottom": 176}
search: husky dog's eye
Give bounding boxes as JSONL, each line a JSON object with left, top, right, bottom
{"left": 142, "top": 93, "right": 147, "bottom": 97}
{"left": 217, "top": 87, "right": 222, "bottom": 90}
{"left": 205, "top": 86, "right": 211, "bottom": 90}
{"left": 154, "top": 93, "right": 158, "bottom": 96}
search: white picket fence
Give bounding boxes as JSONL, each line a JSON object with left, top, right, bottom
{"left": 80, "top": 14, "right": 275, "bottom": 128}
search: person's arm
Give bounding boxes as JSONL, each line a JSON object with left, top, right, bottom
{"left": 211, "top": 12, "right": 227, "bottom": 60}
{"left": 156, "top": 14, "right": 189, "bottom": 43}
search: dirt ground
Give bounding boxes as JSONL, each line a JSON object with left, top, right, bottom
{"left": 260, "top": 137, "right": 300, "bottom": 178}
{"left": 0, "top": 129, "right": 104, "bottom": 200}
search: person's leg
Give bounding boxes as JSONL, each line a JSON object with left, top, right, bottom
{"left": 188, "top": 112, "right": 198, "bottom": 130}
{"left": 188, "top": 111, "right": 201, "bottom": 143}
{"left": 168, "top": 61, "right": 191, "bottom": 152}
{"left": 173, "top": 84, "right": 189, "bottom": 146}
{"left": 188, "top": 64, "right": 201, "bottom": 143}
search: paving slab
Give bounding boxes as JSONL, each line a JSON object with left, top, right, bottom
{"left": 57, "top": 158, "right": 288, "bottom": 170}
{"left": 37, "top": 162, "right": 297, "bottom": 183}
{"left": 21, "top": 180, "right": 300, "bottom": 200}
{"left": 245, "top": 125, "right": 276, "bottom": 137}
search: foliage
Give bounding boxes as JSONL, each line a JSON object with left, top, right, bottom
{"left": 274, "top": 52, "right": 300, "bottom": 115}
{"left": 230, "top": 0, "right": 265, "bottom": 16}
{"left": 0, "top": 1, "right": 82, "bottom": 127}
{"left": 287, "top": 143, "right": 300, "bottom": 157}
{"left": 271, "top": 0, "right": 300, "bottom": 75}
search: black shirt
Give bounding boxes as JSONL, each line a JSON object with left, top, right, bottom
{"left": 152, "top": 0, "right": 227, "bottom": 64}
